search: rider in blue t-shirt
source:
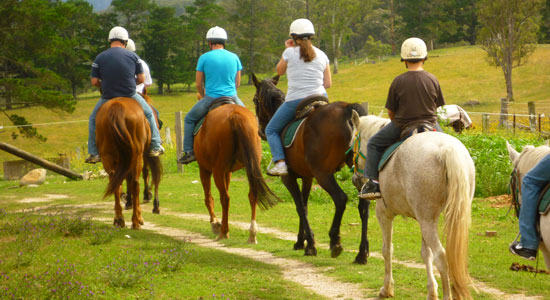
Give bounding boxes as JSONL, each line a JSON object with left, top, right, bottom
{"left": 86, "top": 26, "right": 163, "bottom": 163}
{"left": 178, "top": 26, "right": 244, "bottom": 164}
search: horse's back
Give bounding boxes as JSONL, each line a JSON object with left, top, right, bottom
{"left": 287, "top": 102, "right": 354, "bottom": 176}
{"left": 381, "top": 132, "right": 474, "bottom": 218}
{"left": 195, "top": 104, "right": 260, "bottom": 171}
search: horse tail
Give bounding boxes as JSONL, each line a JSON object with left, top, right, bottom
{"left": 104, "top": 102, "right": 136, "bottom": 199}
{"left": 440, "top": 142, "right": 474, "bottom": 300}
{"left": 229, "top": 113, "right": 281, "bottom": 210}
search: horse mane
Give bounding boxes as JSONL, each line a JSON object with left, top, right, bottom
{"left": 258, "top": 78, "right": 284, "bottom": 114}
{"left": 515, "top": 145, "right": 550, "bottom": 174}
{"left": 358, "top": 115, "right": 390, "bottom": 140}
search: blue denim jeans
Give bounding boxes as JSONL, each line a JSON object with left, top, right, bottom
{"left": 519, "top": 154, "right": 550, "bottom": 250}
{"left": 183, "top": 95, "right": 244, "bottom": 153}
{"left": 88, "top": 93, "right": 161, "bottom": 156}
{"left": 363, "top": 121, "right": 443, "bottom": 179}
{"left": 265, "top": 99, "right": 302, "bottom": 162}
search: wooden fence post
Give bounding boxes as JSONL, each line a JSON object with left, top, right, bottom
{"left": 361, "top": 102, "right": 369, "bottom": 115}
{"left": 528, "top": 102, "right": 536, "bottom": 132}
{"left": 499, "top": 97, "right": 509, "bottom": 128}
{"left": 482, "top": 113, "right": 489, "bottom": 133}
{"left": 175, "top": 111, "right": 183, "bottom": 173}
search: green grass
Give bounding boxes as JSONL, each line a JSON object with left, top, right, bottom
{"left": 1, "top": 157, "right": 550, "bottom": 299}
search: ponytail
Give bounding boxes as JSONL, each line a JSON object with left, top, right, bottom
{"left": 295, "top": 37, "right": 316, "bottom": 62}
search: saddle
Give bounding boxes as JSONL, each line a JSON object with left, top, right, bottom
{"left": 378, "top": 121, "right": 439, "bottom": 171}
{"left": 194, "top": 97, "right": 237, "bottom": 135}
{"left": 280, "top": 95, "right": 329, "bottom": 148}
{"left": 510, "top": 169, "right": 550, "bottom": 216}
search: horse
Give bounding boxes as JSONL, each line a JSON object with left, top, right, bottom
{"left": 95, "top": 93, "right": 162, "bottom": 229}
{"left": 506, "top": 142, "right": 550, "bottom": 271}
{"left": 251, "top": 73, "right": 368, "bottom": 259}
{"left": 351, "top": 114, "right": 474, "bottom": 300}
{"left": 193, "top": 101, "right": 280, "bottom": 243}
{"left": 122, "top": 90, "right": 162, "bottom": 214}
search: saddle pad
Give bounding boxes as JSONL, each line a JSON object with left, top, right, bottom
{"left": 283, "top": 118, "right": 306, "bottom": 148}
{"left": 378, "top": 140, "right": 404, "bottom": 171}
{"left": 539, "top": 183, "right": 550, "bottom": 215}
{"left": 193, "top": 117, "right": 205, "bottom": 135}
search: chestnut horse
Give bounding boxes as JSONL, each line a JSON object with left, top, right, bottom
{"left": 96, "top": 94, "right": 162, "bottom": 229}
{"left": 193, "top": 102, "right": 280, "bottom": 242}
{"left": 251, "top": 74, "right": 367, "bottom": 259}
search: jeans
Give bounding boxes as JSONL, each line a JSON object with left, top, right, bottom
{"left": 88, "top": 93, "right": 161, "bottom": 156}
{"left": 363, "top": 121, "right": 443, "bottom": 179}
{"left": 519, "top": 154, "right": 550, "bottom": 250}
{"left": 265, "top": 99, "right": 302, "bottom": 162}
{"left": 183, "top": 95, "right": 244, "bottom": 153}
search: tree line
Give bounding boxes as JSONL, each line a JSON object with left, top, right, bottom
{"left": 0, "top": 0, "right": 547, "bottom": 139}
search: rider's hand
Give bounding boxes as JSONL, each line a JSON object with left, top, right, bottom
{"left": 285, "top": 39, "right": 294, "bottom": 48}
{"left": 196, "top": 93, "right": 202, "bottom": 101}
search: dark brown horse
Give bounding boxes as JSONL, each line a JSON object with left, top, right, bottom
{"left": 96, "top": 93, "right": 162, "bottom": 229}
{"left": 193, "top": 102, "right": 280, "bottom": 242}
{"left": 252, "top": 73, "right": 367, "bottom": 260}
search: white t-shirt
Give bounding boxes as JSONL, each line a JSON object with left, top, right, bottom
{"left": 137, "top": 59, "right": 152, "bottom": 93}
{"left": 282, "top": 46, "right": 329, "bottom": 101}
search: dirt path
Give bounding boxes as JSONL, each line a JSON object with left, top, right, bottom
{"left": 20, "top": 199, "right": 542, "bottom": 300}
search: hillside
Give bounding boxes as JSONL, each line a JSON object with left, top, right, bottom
{"left": 1, "top": 45, "right": 549, "bottom": 173}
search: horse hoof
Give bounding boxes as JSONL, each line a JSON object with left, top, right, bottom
{"left": 211, "top": 222, "right": 221, "bottom": 235}
{"left": 379, "top": 287, "right": 394, "bottom": 298}
{"left": 215, "top": 233, "right": 228, "bottom": 241}
{"left": 247, "top": 237, "right": 258, "bottom": 244}
{"left": 152, "top": 208, "right": 160, "bottom": 214}
{"left": 125, "top": 202, "right": 132, "bottom": 210}
{"left": 293, "top": 242, "right": 305, "bottom": 250}
{"left": 143, "top": 199, "right": 150, "bottom": 204}
{"left": 113, "top": 218, "right": 125, "bottom": 228}
{"left": 304, "top": 247, "right": 317, "bottom": 256}
{"left": 144, "top": 192, "right": 152, "bottom": 202}
{"left": 330, "top": 244, "right": 343, "bottom": 258}
{"left": 139, "top": 218, "right": 144, "bottom": 225}
{"left": 132, "top": 223, "right": 141, "bottom": 230}
{"left": 354, "top": 253, "right": 367, "bottom": 265}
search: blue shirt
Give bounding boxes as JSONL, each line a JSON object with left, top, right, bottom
{"left": 91, "top": 47, "right": 143, "bottom": 99}
{"left": 196, "top": 49, "right": 242, "bottom": 98}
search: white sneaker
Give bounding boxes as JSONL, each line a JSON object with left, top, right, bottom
{"left": 267, "top": 161, "right": 288, "bottom": 176}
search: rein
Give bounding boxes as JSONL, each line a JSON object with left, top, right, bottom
{"left": 509, "top": 168, "right": 521, "bottom": 218}
{"left": 347, "top": 131, "right": 366, "bottom": 174}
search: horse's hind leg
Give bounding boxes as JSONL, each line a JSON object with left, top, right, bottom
{"left": 247, "top": 189, "right": 258, "bottom": 244}
{"left": 142, "top": 164, "right": 152, "bottom": 203}
{"left": 376, "top": 202, "right": 395, "bottom": 298}
{"left": 282, "top": 175, "right": 316, "bottom": 256}
{"left": 114, "top": 184, "right": 125, "bottom": 228}
{"left": 199, "top": 167, "right": 220, "bottom": 235}
{"left": 213, "top": 171, "right": 231, "bottom": 240}
{"left": 420, "top": 221, "right": 449, "bottom": 300}
{"left": 355, "top": 198, "right": 371, "bottom": 264}
{"left": 130, "top": 160, "right": 144, "bottom": 229}
{"left": 314, "top": 173, "right": 347, "bottom": 258}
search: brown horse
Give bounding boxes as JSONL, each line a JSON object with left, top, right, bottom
{"left": 123, "top": 90, "right": 162, "bottom": 214}
{"left": 96, "top": 93, "right": 162, "bottom": 229}
{"left": 193, "top": 102, "right": 280, "bottom": 242}
{"left": 252, "top": 73, "right": 367, "bottom": 259}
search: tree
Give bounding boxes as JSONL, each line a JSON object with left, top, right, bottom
{"left": 111, "top": 0, "right": 151, "bottom": 36}
{"left": 0, "top": 0, "right": 75, "bottom": 141}
{"left": 478, "top": 0, "right": 543, "bottom": 101}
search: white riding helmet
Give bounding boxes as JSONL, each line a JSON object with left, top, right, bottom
{"left": 401, "top": 37, "right": 428, "bottom": 61}
{"left": 206, "top": 26, "right": 227, "bottom": 44}
{"left": 108, "top": 26, "right": 129, "bottom": 42}
{"left": 289, "top": 18, "right": 315, "bottom": 37}
{"left": 126, "top": 38, "right": 136, "bottom": 52}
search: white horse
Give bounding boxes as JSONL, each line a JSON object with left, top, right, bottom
{"left": 506, "top": 142, "right": 550, "bottom": 270}
{"left": 351, "top": 115, "right": 475, "bottom": 300}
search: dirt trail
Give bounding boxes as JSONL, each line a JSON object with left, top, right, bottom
{"left": 20, "top": 199, "right": 543, "bottom": 300}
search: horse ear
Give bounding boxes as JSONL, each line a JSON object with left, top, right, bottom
{"left": 351, "top": 110, "right": 361, "bottom": 129}
{"left": 506, "top": 141, "right": 519, "bottom": 163}
{"left": 272, "top": 75, "right": 280, "bottom": 85}
{"left": 252, "top": 73, "right": 260, "bottom": 88}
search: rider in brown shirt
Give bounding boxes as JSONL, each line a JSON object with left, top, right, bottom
{"left": 359, "top": 37, "right": 445, "bottom": 199}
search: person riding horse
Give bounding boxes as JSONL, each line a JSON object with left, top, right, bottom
{"left": 510, "top": 154, "right": 550, "bottom": 260}
{"left": 178, "top": 26, "right": 245, "bottom": 164}
{"left": 265, "top": 18, "right": 332, "bottom": 176}
{"left": 86, "top": 26, "right": 164, "bottom": 163}
{"left": 359, "top": 37, "right": 445, "bottom": 199}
